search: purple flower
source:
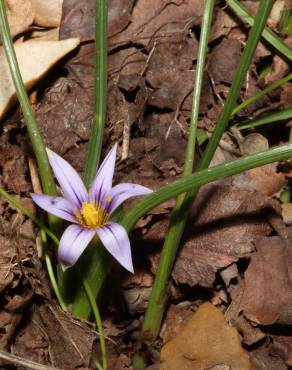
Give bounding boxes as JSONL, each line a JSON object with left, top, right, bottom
{"left": 31, "top": 144, "right": 152, "bottom": 273}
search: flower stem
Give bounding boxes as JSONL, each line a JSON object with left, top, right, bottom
{"left": 77, "top": 269, "right": 107, "bottom": 370}
{"left": 141, "top": 0, "right": 215, "bottom": 341}
{"left": 226, "top": 0, "right": 292, "bottom": 61}
{"left": 83, "top": 0, "right": 108, "bottom": 187}
{"left": 0, "top": 1, "right": 57, "bottom": 199}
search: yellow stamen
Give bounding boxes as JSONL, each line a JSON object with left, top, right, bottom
{"left": 76, "top": 202, "right": 108, "bottom": 228}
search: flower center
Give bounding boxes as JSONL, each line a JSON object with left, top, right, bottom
{"left": 76, "top": 202, "right": 108, "bottom": 228}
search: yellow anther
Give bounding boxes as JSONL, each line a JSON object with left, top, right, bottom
{"left": 77, "top": 202, "right": 108, "bottom": 228}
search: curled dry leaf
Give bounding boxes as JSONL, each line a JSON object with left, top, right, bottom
{"left": 0, "top": 38, "right": 80, "bottom": 119}
{"left": 4, "top": 0, "right": 34, "bottom": 38}
{"left": 31, "top": 0, "right": 62, "bottom": 27}
{"left": 160, "top": 302, "right": 250, "bottom": 370}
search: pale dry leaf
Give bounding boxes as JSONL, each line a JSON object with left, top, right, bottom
{"left": 160, "top": 302, "right": 250, "bottom": 370}
{"left": 282, "top": 203, "right": 292, "bottom": 225}
{"left": 31, "top": 0, "right": 63, "bottom": 27}
{"left": 5, "top": 0, "right": 34, "bottom": 38}
{"left": 0, "top": 38, "right": 80, "bottom": 119}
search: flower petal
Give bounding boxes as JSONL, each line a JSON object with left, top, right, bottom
{"left": 31, "top": 193, "right": 77, "bottom": 223}
{"left": 96, "top": 222, "right": 134, "bottom": 273}
{"left": 47, "top": 148, "right": 88, "bottom": 207}
{"left": 107, "top": 183, "right": 152, "bottom": 214}
{"left": 58, "top": 224, "right": 95, "bottom": 267}
{"left": 89, "top": 143, "right": 117, "bottom": 205}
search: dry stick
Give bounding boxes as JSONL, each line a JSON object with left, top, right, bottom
{"left": 141, "top": 0, "right": 275, "bottom": 342}
{"left": 0, "top": 349, "right": 62, "bottom": 370}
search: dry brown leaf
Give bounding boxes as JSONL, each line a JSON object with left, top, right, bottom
{"left": 0, "top": 38, "right": 80, "bottom": 119}
{"left": 240, "top": 236, "right": 292, "bottom": 325}
{"left": 170, "top": 185, "right": 273, "bottom": 287}
{"left": 5, "top": 0, "right": 34, "bottom": 38}
{"left": 110, "top": 0, "right": 204, "bottom": 47}
{"left": 160, "top": 302, "right": 250, "bottom": 370}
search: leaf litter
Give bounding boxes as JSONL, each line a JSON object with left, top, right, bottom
{"left": 1, "top": 0, "right": 292, "bottom": 369}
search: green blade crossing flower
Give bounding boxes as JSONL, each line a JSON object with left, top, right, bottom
{"left": 31, "top": 144, "right": 152, "bottom": 273}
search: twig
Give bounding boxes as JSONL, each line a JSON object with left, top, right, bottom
{"left": 0, "top": 350, "right": 62, "bottom": 370}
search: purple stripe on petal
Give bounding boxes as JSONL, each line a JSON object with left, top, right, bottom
{"left": 58, "top": 224, "right": 95, "bottom": 267}
{"left": 96, "top": 222, "right": 134, "bottom": 273}
{"left": 31, "top": 193, "right": 77, "bottom": 223}
{"left": 47, "top": 148, "right": 88, "bottom": 207}
{"left": 89, "top": 143, "right": 117, "bottom": 205}
{"left": 107, "top": 183, "right": 152, "bottom": 214}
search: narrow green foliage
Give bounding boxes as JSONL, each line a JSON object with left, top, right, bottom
{"left": 141, "top": 0, "right": 215, "bottom": 340}
{"left": 83, "top": 0, "right": 108, "bottom": 186}
{"left": 226, "top": 0, "right": 292, "bottom": 61}
{"left": 237, "top": 107, "right": 292, "bottom": 130}
{"left": 71, "top": 0, "right": 109, "bottom": 319}
{"left": 232, "top": 74, "right": 292, "bottom": 116}
{"left": 122, "top": 144, "right": 292, "bottom": 232}
{"left": 278, "top": 8, "right": 292, "bottom": 35}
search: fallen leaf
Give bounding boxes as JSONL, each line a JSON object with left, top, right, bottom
{"left": 160, "top": 302, "right": 250, "bottom": 370}
{"left": 0, "top": 38, "right": 80, "bottom": 119}
{"left": 240, "top": 236, "right": 292, "bottom": 325}
{"left": 282, "top": 203, "right": 292, "bottom": 225}
{"left": 208, "top": 38, "right": 241, "bottom": 85}
{"left": 250, "top": 348, "right": 287, "bottom": 370}
{"left": 12, "top": 303, "right": 95, "bottom": 370}
{"left": 5, "top": 0, "right": 34, "bottom": 38}
{"left": 110, "top": 0, "right": 204, "bottom": 48}
{"left": 170, "top": 185, "right": 273, "bottom": 287}
{"left": 60, "top": 0, "right": 134, "bottom": 41}
{"left": 32, "top": 0, "right": 63, "bottom": 27}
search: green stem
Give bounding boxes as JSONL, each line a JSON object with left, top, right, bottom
{"left": 141, "top": 0, "right": 215, "bottom": 341}
{"left": 71, "top": 0, "right": 109, "bottom": 318}
{"left": 45, "top": 253, "right": 67, "bottom": 312}
{"left": 0, "top": 1, "right": 56, "bottom": 198}
{"left": 226, "top": 0, "right": 292, "bottom": 61}
{"left": 83, "top": 0, "right": 108, "bottom": 186}
{"left": 78, "top": 269, "right": 107, "bottom": 370}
